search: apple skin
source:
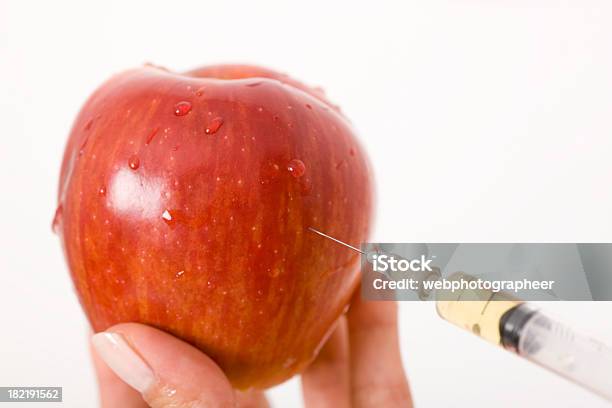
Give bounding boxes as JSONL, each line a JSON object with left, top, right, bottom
{"left": 55, "top": 64, "right": 373, "bottom": 389}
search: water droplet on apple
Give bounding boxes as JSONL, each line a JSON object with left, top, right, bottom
{"left": 305, "top": 103, "right": 312, "bottom": 110}
{"left": 174, "top": 101, "right": 192, "bottom": 116}
{"left": 78, "top": 135, "right": 90, "bottom": 156}
{"left": 287, "top": 159, "right": 305, "bottom": 178}
{"left": 161, "top": 209, "right": 173, "bottom": 222}
{"left": 98, "top": 186, "right": 106, "bottom": 196}
{"left": 205, "top": 116, "right": 224, "bottom": 135}
{"left": 175, "top": 270, "right": 185, "bottom": 279}
{"left": 195, "top": 87, "right": 205, "bottom": 97}
{"left": 128, "top": 155, "right": 140, "bottom": 170}
{"left": 146, "top": 127, "right": 160, "bottom": 145}
{"left": 52, "top": 204, "right": 63, "bottom": 234}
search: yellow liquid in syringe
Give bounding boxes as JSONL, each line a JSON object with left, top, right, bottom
{"left": 435, "top": 272, "right": 522, "bottom": 345}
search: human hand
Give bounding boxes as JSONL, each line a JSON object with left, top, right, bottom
{"left": 91, "top": 292, "right": 412, "bottom": 407}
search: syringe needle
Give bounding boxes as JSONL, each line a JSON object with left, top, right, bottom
{"left": 307, "top": 227, "right": 440, "bottom": 300}
{"left": 307, "top": 227, "right": 365, "bottom": 254}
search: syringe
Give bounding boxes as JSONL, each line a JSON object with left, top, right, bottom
{"left": 437, "top": 272, "right": 612, "bottom": 402}
{"left": 307, "top": 228, "right": 612, "bottom": 402}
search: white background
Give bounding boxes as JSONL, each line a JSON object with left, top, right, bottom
{"left": 1, "top": 0, "right": 612, "bottom": 406}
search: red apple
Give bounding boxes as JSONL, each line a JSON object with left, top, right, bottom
{"left": 54, "top": 64, "right": 373, "bottom": 389}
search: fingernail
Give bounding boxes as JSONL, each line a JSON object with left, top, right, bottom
{"left": 92, "top": 332, "right": 156, "bottom": 393}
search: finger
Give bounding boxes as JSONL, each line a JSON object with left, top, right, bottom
{"left": 301, "top": 316, "right": 350, "bottom": 408}
{"left": 91, "top": 340, "right": 148, "bottom": 408}
{"left": 234, "top": 390, "right": 270, "bottom": 408}
{"left": 91, "top": 323, "right": 235, "bottom": 408}
{"left": 347, "top": 293, "right": 412, "bottom": 408}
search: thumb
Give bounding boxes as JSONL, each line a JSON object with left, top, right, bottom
{"left": 91, "top": 323, "right": 235, "bottom": 408}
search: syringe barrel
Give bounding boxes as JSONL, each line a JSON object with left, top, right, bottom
{"left": 501, "top": 304, "right": 612, "bottom": 401}
{"left": 435, "top": 272, "right": 522, "bottom": 345}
